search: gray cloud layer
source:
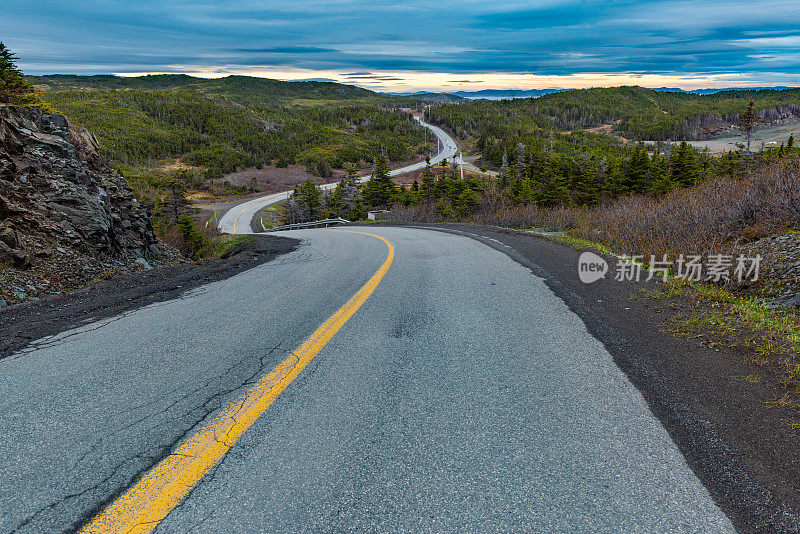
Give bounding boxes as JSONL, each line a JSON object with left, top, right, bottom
{"left": 2, "top": 0, "right": 799, "bottom": 86}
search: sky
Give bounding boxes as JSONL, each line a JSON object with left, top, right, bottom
{"left": 3, "top": 0, "right": 800, "bottom": 92}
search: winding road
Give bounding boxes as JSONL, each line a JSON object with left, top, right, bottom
{"left": 1, "top": 121, "right": 741, "bottom": 532}
{"left": 216, "top": 117, "right": 458, "bottom": 234}
{"left": 2, "top": 227, "right": 733, "bottom": 532}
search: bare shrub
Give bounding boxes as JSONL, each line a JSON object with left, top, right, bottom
{"left": 398, "top": 156, "right": 800, "bottom": 258}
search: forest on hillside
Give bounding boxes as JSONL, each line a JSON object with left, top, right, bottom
{"left": 34, "top": 75, "right": 426, "bottom": 180}
{"left": 429, "top": 86, "right": 800, "bottom": 142}
{"left": 421, "top": 88, "right": 799, "bottom": 212}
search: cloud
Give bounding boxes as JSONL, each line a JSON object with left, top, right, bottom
{"left": 2, "top": 0, "right": 799, "bottom": 89}
{"left": 232, "top": 46, "right": 338, "bottom": 54}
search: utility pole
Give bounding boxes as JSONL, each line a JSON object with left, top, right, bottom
{"left": 459, "top": 151, "right": 464, "bottom": 180}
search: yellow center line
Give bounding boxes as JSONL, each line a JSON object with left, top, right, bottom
{"left": 80, "top": 230, "right": 394, "bottom": 534}
{"left": 231, "top": 202, "right": 251, "bottom": 234}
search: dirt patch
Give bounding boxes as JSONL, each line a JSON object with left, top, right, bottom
{"left": 156, "top": 158, "right": 200, "bottom": 173}
{"left": 223, "top": 165, "right": 344, "bottom": 193}
{"left": 584, "top": 122, "right": 632, "bottom": 143}
{"left": 223, "top": 156, "right": 427, "bottom": 194}
{"left": 0, "top": 235, "right": 299, "bottom": 360}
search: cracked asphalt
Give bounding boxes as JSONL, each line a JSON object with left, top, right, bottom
{"left": 1, "top": 227, "right": 734, "bottom": 532}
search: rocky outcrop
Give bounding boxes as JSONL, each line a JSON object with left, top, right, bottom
{"left": 681, "top": 104, "right": 800, "bottom": 140}
{"left": 0, "top": 105, "right": 160, "bottom": 303}
{"left": 732, "top": 231, "right": 800, "bottom": 308}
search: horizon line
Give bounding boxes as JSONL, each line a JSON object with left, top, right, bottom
{"left": 26, "top": 71, "right": 799, "bottom": 95}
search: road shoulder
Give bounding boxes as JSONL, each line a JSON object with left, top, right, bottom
{"left": 0, "top": 235, "right": 299, "bottom": 360}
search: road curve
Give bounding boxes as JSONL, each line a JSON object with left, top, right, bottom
{"left": 216, "top": 118, "right": 458, "bottom": 234}
{"left": 0, "top": 227, "right": 733, "bottom": 532}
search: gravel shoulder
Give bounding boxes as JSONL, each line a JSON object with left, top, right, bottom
{"left": 0, "top": 235, "right": 298, "bottom": 359}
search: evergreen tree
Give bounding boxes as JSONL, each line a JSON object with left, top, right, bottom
{"left": 164, "top": 176, "right": 188, "bottom": 222}
{"left": 0, "top": 43, "right": 44, "bottom": 107}
{"left": 571, "top": 165, "right": 599, "bottom": 206}
{"left": 456, "top": 188, "right": 479, "bottom": 217}
{"left": 534, "top": 165, "right": 568, "bottom": 207}
{"left": 362, "top": 155, "right": 396, "bottom": 208}
{"left": 348, "top": 196, "right": 367, "bottom": 221}
{"left": 669, "top": 140, "right": 700, "bottom": 187}
{"left": 739, "top": 99, "right": 756, "bottom": 154}
{"left": 788, "top": 134, "right": 795, "bottom": 151}
{"left": 421, "top": 164, "right": 435, "bottom": 199}
{"left": 648, "top": 150, "right": 673, "bottom": 195}
{"left": 288, "top": 178, "right": 322, "bottom": 222}
{"left": 509, "top": 167, "right": 532, "bottom": 204}
{"left": 324, "top": 186, "right": 342, "bottom": 217}
{"left": 176, "top": 214, "right": 205, "bottom": 259}
{"left": 624, "top": 146, "right": 650, "bottom": 193}
{"left": 604, "top": 162, "right": 627, "bottom": 196}
{"left": 330, "top": 164, "right": 361, "bottom": 218}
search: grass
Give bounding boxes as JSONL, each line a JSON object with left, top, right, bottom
{"left": 646, "top": 277, "right": 800, "bottom": 413}
{"left": 525, "top": 229, "right": 619, "bottom": 256}
{"left": 259, "top": 205, "right": 286, "bottom": 230}
{"left": 207, "top": 235, "right": 254, "bottom": 259}
{"left": 533, "top": 227, "right": 800, "bottom": 417}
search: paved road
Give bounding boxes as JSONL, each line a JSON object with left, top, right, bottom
{"left": 216, "top": 118, "right": 459, "bottom": 234}
{"left": 1, "top": 227, "right": 733, "bottom": 532}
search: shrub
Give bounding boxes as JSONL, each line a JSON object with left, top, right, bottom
{"left": 396, "top": 156, "right": 800, "bottom": 259}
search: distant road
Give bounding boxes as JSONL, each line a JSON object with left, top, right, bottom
{"left": 0, "top": 227, "right": 733, "bottom": 532}
{"left": 216, "top": 118, "right": 458, "bottom": 234}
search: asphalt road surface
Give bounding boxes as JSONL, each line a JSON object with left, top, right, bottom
{"left": 1, "top": 226, "right": 734, "bottom": 532}
{"left": 215, "top": 118, "right": 459, "bottom": 234}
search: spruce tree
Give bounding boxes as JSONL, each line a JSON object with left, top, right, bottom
{"left": 0, "top": 42, "right": 43, "bottom": 107}
{"left": 421, "top": 164, "right": 435, "bottom": 199}
{"left": 290, "top": 179, "right": 322, "bottom": 221}
{"left": 604, "top": 162, "right": 627, "bottom": 197}
{"left": 509, "top": 169, "right": 532, "bottom": 204}
{"left": 456, "top": 188, "right": 479, "bottom": 217}
{"left": 624, "top": 146, "right": 650, "bottom": 193}
{"left": 739, "top": 99, "right": 756, "bottom": 154}
{"left": 669, "top": 140, "right": 699, "bottom": 187}
{"left": 648, "top": 150, "right": 673, "bottom": 195}
{"left": 572, "top": 165, "right": 599, "bottom": 206}
{"left": 362, "top": 155, "right": 396, "bottom": 209}
{"left": 534, "top": 166, "right": 568, "bottom": 207}
{"left": 345, "top": 196, "right": 364, "bottom": 221}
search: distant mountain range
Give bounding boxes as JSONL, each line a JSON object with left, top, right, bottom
{"left": 392, "top": 86, "right": 797, "bottom": 102}
{"left": 448, "top": 89, "right": 563, "bottom": 100}
{"left": 391, "top": 89, "right": 562, "bottom": 102}
{"left": 650, "top": 86, "right": 794, "bottom": 94}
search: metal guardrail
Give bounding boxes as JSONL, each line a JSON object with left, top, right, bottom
{"left": 264, "top": 218, "right": 350, "bottom": 232}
